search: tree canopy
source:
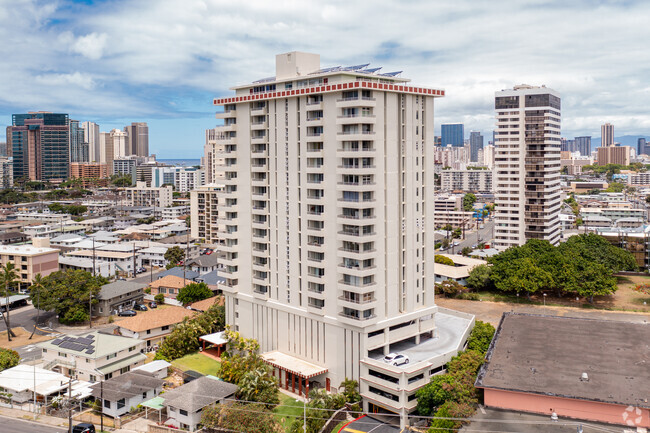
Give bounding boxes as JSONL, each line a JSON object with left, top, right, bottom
{"left": 154, "top": 302, "right": 224, "bottom": 361}
{"left": 33, "top": 270, "right": 107, "bottom": 324}
{"left": 201, "top": 402, "right": 282, "bottom": 433}
{"left": 434, "top": 255, "right": 455, "bottom": 266}
{"left": 164, "top": 246, "right": 184, "bottom": 267}
{"left": 0, "top": 348, "right": 19, "bottom": 371}
{"left": 176, "top": 282, "right": 213, "bottom": 305}
{"left": 462, "top": 193, "right": 477, "bottom": 211}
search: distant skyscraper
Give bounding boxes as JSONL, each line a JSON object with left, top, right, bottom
{"left": 601, "top": 123, "right": 614, "bottom": 147}
{"left": 638, "top": 138, "right": 647, "bottom": 156}
{"left": 441, "top": 123, "right": 464, "bottom": 147}
{"left": 9, "top": 112, "right": 69, "bottom": 181}
{"left": 560, "top": 138, "right": 568, "bottom": 152}
{"left": 566, "top": 139, "right": 576, "bottom": 153}
{"left": 111, "top": 129, "right": 129, "bottom": 158}
{"left": 125, "top": 122, "right": 149, "bottom": 157}
{"left": 82, "top": 121, "right": 100, "bottom": 162}
{"left": 494, "top": 85, "right": 561, "bottom": 250}
{"left": 0, "top": 142, "right": 6, "bottom": 157}
{"left": 575, "top": 136, "right": 591, "bottom": 156}
{"left": 69, "top": 120, "right": 89, "bottom": 163}
{"left": 469, "top": 131, "right": 483, "bottom": 162}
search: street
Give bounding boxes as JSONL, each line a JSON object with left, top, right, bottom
{"left": 0, "top": 415, "right": 67, "bottom": 433}
{"left": 445, "top": 219, "right": 495, "bottom": 254}
{"left": 0, "top": 303, "right": 57, "bottom": 335}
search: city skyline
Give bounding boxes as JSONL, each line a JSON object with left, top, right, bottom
{"left": 2, "top": 1, "right": 650, "bottom": 157}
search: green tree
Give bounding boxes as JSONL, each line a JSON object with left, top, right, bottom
{"left": 466, "top": 321, "right": 495, "bottom": 354}
{"left": 462, "top": 193, "right": 477, "bottom": 212}
{"left": 452, "top": 228, "right": 462, "bottom": 239}
{"left": 461, "top": 246, "right": 472, "bottom": 257}
{"left": 154, "top": 303, "right": 225, "bottom": 361}
{"left": 427, "top": 403, "right": 458, "bottom": 433}
{"left": 201, "top": 403, "right": 282, "bottom": 433}
{"left": 416, "top": 374, "right": 456, "bottom": 416}
{"left": 237, "top": 366, "right": 279, "bottom": 406}
{"left": 164, "top": 246, "right": 184, "bottom": 267}
{"left": 574, "top": 259, "right": 617, "bottom": 303}
{"left": 48, "top": 202, "right": 64, "bottom": 213}
{"left": 218, "top": 327, "right": 266, "bottom": 384}
{"left": 177, "top": 282, "right": 213, "bottom": 305}
{"left": 441, "top": 238, "right": 450, "bottom": 249}
{"left": 560, "top": 233, "right": 637, "bottom": 272}
{"left": 154, "top": 293, "right": 165, "bottom": 304}
{"left": 0, "top": 263, "right": 18, "bottom": 340}
{"left": 111, "top": 174, "right": 132, "bottom": 187}
{"left": 0, "top": 348, "right": 19, "bottom": 371}
{"left": 340, "top": 378, "right": 361, "bottom": 403}
{"left": 466, "top": 264, "right": 492, "bottom": 291}
{"left": 491, "top": 257, "right": 552, "bottom": 299}
{"left": 32, "top": 270, "right": 106, "bottom": 325}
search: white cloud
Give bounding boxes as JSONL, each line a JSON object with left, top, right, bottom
{"left": 71, "top": 32, "right": 108, "bottom": 60}
{"left": 35, "top": 72, "right": 96, "bottom": 90}
{"left": 2, "top": 0, "right": 650, "bottom": 144}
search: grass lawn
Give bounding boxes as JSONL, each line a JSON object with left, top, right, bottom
{"left": 274, "top": 392, "right": 304, "bottom": 431}
{"left": 171, "top": 352, "right": 221, "bottom": 376}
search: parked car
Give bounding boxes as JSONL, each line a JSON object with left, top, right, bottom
{"left": 73, "top": 423, "right": 96, "bottom": 433}
{"left": 205, "top": 250, "right": 213, "bottom": 255}
{"left": 134, "top": 304, "right": 148, "bottom": 311}
{"left": 118, "top": 310, "right": 137, "bottom": 317}
{"left": 149, "top": 301, "right": 158, "bottom": 309}
{"left": 383, "top": 353, "right": 410, "bottom": 366}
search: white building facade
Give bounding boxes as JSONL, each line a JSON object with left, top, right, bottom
{"left": 494, "top": 85, "right": 562, "bottom": 249}
{"left": 213, "top": 52, "right": 458, "bottom": 421}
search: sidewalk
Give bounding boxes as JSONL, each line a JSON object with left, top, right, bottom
{"left": 0, "top": 406, "right": 69, "bottom": 429}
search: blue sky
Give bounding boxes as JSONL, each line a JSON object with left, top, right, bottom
{"left": 1, "top": 0, "right": 650, "bottom": 157}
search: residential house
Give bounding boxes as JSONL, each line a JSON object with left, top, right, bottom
{"left": 156, "top": 267, "right": 200, "bottom": 281}
{"left": 114, "top": 306, "right": 196, "bottom": 348}
{"left": 186, "top": 254, "right": 219, "bottom": 275}
{"left": 90, "top": 370, "right": 163, "bottom": 418}
{"left": 162, "top": 376, "right": 238, "bottom": 432}
{"left": 38, "top": 331, "right": 146, "bottom": 382}
{"left": 132, "top": 360, "right": 171, "bottom": 380}
{"left": 93, "top": 281, "right": 146, "bottom": 317}
{"left": 58, "top": 256, "right": 116, "bottom": 278}
{"left": 434, "top": 254, "right": 487, "bottom": 286}
{"left": 188, "top": 296, "right": 222, "bottom": 313}
{"left": 194, "top": 270, "right": 225, "bottom": 294}
{"left": 148, "top": 275, "right": 189, "bottom": 300}
{"left": 0, "top": 231, "right": 28, "bottom": 245}
{"left": 0, "top": 365, "right": 70, "bottom": 404}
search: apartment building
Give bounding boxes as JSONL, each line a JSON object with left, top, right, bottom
{"left": 0, "top": 245, "right": 59, "bottom": 290}
{"left": 440, "top": 169, "right": 493, "bottom": 193}
{"left": 124, "top": 181, "right": 173, "bottom": 207}
{"left": 190, "top": 183, "right": 222, "bottom": 245}
{"left": 0, "top": 157, "right": 13, "bottom": 189}
{"left": 69, "top": 162, "right": 109, "bottom": 187}
{"left": 38, "top": 331, "right": 146, "bottom": 382}
{"left": 629, "top": 172, "right": 650, "bottom": 186}
{"left": 212, "top": 52, "right": 473, "bottom": 424}
{"left": 597, "top": 145, "right": 631, "bottom": 166}
{"left": 494, "top": 85, "right": 562, "bottom": 249}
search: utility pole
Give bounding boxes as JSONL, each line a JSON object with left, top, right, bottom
{"left": 92, "top": 238, "right": 96, "bottom": 277}
{"left": 33, "top": 363, "right": 36, "bottom": 420}
{"left": 67, "top": 375, "right": 72, "bottom": 433}
{"left": 133, "top": 243, "right": 136, "bottom": 279}
{"left": 100, "top": 378, "right": 104, "bottom": 433}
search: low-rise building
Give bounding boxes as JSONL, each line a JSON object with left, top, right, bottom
{"left": 570, "top": 181, "right": 609, "bottom": 193}
{"left": 132, "top": 360, "right": 171, "bottom": 380}
{"left": 58, "top": 256, "right": 116, "bottom": 278}
{"left": 434, "top": 254, "right": 487, "bottom": 286}
{"left": 476, "top": 313, "right": 650, "bottom": 428}
{"left": 69, "top": 162, "right": 109, "bottom": 187}
{"left": 65, "top": 249, "right": 141, "bottom": 276}
{"left": 91, "top": 370, "right": 163, "bottom": 418}
{"left": 93, "top": 281, "right": 146, "bottom": 317}
{"left": 114, "top": 306, "right": 196, "bottom": 348}
{"left": 148, "top": 275, "right": 189, "bottom": 300}
{"left": 124, "top": 182, "right": 173, "bottom": 208}
{"left": 162, "top": 376, "right": 238, "bottom": 432}
{"left": 185, "top": 254, "right": 219, "bottom": 274}
{"left": 39, "top": 331, "right": 147, "bottom": 382}
{"left": 0, "top": 245, "right": 59, "bottom": 289}
{"left": 0, "top": 364, "right": 71, "bottom": 404}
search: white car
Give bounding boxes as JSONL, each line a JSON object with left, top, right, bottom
{"left": 383, "top": 353, "right": 410, "bottom": 366}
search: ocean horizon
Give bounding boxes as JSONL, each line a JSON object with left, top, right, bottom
{"left": 157, "top": 158, "right": 201, "bottom": 166}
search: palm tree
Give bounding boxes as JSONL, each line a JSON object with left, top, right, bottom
{"left": 28, "top": 273, "right": 44, "bottom": 340}
{"left": 0, "top": 263, "right": 18, "bottom": 341}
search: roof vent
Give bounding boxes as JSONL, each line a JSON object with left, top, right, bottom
{"left": 551, "top": 412, "right": 558, "bottom": 421}
{"left": 581, "top": 372, "right": 589, "bottom": 382}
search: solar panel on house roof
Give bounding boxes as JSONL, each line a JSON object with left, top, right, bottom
{"left": 85, "top": 349, "right": 95, "bottom": 355}
{"left": 362, "top": 67, "right": 382, "bottom": 73}
{"left": 381, "top": 71, "right": 403, "bottom": 77}
{"left": 342, "top": 63, "right": 370, "bottom": 71}
{"left": 51, "top": 339, "right": 63, "bottom": 346}
{"left": 86, "top": 335, "right": 95, "bottom": 339}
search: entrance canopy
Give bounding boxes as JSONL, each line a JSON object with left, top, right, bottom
{"left": 199, "top": 331, "right": 227, "bottom": 346}
{"left": 261, "top": 351, "right": 328, "bottom": 380}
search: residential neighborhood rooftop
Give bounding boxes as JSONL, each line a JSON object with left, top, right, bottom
{"left": 476, "top": 313, "right": 650, "bottom": 409}
{"left": 162, "top": 376, "right": 238, "bottom": 413}
{"left": 149, "top": 274, "right": 192, "bottom": 290}
{"left": 90, "top": 370, "right": 163, "bottom": 402}
{"left": 98, "top": 280, "right": 147, "bottom": 300}
{"left": 115, "top": 305, "right": 195, "bottom": 332}
{"left": 38, "top": 331, "right": 142, "bottom": 359}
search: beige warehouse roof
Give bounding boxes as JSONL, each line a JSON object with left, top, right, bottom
{"left": 261, "top": 351, "right": 328, "bottom": 379}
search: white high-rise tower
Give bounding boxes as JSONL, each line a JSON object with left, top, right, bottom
{"left": 210, "top": 52, "right": 473, "bottom": 423}
{"left": 494, "top": 85, "right": 562, "bottom": 249}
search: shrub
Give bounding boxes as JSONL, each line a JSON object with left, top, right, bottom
{"left": 434, "top": 255, "right": 455, "bottom": 266}
{"left": 154, "top": 294, "right": 165, "bottom": 304}
{"left": 108, "top": 315, "right": 114, "bottom": 324}
{"left": 144, "top": 287, "right": 151, "bottom": 294}
{"left": 457, "top": 292, "right": 480, "bottom": 301}
{"left": 0, "top": 348, "right": 20, "bottom": 371}
{"left": 467, "top": 321, "right": 496, "bottom": 354}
